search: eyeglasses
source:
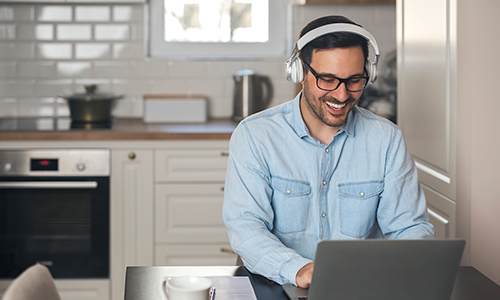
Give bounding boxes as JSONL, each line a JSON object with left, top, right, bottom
{"left": 303, "top": 60, "right": 368, "bottom": 92}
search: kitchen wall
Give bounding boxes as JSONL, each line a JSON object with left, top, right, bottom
{"left": 0, "top": 3, "right": 396, "bottom": 120}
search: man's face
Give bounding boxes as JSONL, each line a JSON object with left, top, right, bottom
{"left": 301, "top": 46, "right": 366, "bottom": 131}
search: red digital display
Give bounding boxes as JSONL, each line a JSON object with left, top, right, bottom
{"left": 30, "top": 158, "right": 58, "bottom": 171}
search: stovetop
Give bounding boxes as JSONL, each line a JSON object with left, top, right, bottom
{"left": 0, "top": 118, "right": 115, "bottom": 131}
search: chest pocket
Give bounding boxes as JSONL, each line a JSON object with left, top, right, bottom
{"left": 338, "top": 180, "right": 384, "bottom": 238}
{"left": 270, "top": 176, "right": 311, "bottom": 234}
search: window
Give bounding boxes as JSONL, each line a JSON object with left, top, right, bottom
{"left": 148, "top": 0, "right": 292, "bottom": 59}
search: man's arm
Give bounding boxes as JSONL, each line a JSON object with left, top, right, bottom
{"left": 377, "top": 128, "right": 435, "bottom": 239}
{"left": 223, "top": 123, "right": 312, "bottom": 285}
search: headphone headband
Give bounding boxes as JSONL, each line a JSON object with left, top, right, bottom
{"left": 297, "top": 23, "right": 379, "bottom": 63}
{"left": 286, "top": 23, "right": 380, "bottom": 85}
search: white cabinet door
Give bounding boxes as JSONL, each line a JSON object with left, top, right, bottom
{"left": 155, "top": 149, "right": 229, "bottom": 183}
{"left": 422, "top": 184, "right": 456, "bottom": 239}
{"left": 398, "top": 0, "right": 456, "bottom": 200}
{"left": 110, "top": 150, "right": 154, "bottom": 300}
{"left": 155, "top": 245, "right": 238, "bottom": 267}
{"left": 55, "top": 280, "right": 109, "bottom": 300}
{"left": 155, "top": 183, "right": 228, "bottom": 244}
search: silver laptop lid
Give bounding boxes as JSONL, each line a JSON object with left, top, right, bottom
{"left": 303, "top": 239, "right": 465, "bottom": 300}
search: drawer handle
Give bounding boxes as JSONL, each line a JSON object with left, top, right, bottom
{"left": 220, "top": 152, "right": 229, "bottom": 157}
{"left": 220, "top": 248, "right": 235, "bottom": 254}
{"left": 220, "top": 186, "right": 225, "bottom": 192}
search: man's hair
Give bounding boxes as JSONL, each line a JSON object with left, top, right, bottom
{"left": 298, "top": 15, "right": 369, "bottom": 69}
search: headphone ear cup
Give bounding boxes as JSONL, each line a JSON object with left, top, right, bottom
{"left": 290, "top": 58, "right": 303, "bottom": 84}
{"left": 367, "top": 60, "right": 378, "bottom": 84}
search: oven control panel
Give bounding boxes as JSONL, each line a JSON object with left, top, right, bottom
{"left": 0, "top": 149, "right": 110, "bottom": 176}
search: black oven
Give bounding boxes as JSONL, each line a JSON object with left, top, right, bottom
{"left": 0, "top": 149, "right": 110, "bottom": 279}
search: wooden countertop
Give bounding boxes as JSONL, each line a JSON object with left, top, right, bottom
{"left": 0, "top": 118, "right": 237, "bottom": 141}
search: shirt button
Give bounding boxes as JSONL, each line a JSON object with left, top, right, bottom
{"left": 322, "top": 213, "right": 326, "bottom": 218}
{"left": 325, "top": 148, "right": 330, "bottom": 153}
{"left": 360, "top": 192, "right": 365, "bottom": 196}
{"left": 286, "top": 189, "right": 291, "bottom": 194}
{"left": 322, "top": 180, "right": 327, "bottom": 185}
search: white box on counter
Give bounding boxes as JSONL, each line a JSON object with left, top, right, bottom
{"left": 143, "top": 95, "right": 207, "bottom": 123}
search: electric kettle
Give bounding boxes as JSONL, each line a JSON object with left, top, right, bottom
{"left": 231, "top": 70, "right": 273, "bottom": 122}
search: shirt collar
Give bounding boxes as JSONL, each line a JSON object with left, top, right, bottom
{"left": 291, "top": 92, "right": 310, "bottom": 138}
{"left": 291, "top": 91, "right": 356, "bottom": 139}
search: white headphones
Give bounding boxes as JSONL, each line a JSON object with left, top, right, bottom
{"left": 285, "top": 23, "right": 380, "bottom": 85}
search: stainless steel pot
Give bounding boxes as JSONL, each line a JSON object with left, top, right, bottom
{"left": 232, "top": 70, "right": 273, "bottom": 122}
{"left": 60, "top": 85, "right": 123, "bottom": 123}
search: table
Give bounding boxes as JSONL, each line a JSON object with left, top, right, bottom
{"left": 124, "top": 266, "right": 500, "bottom": 300}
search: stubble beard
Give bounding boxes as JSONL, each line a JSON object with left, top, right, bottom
{"left": 302, "top": 85, "right": 359, "bottom": 128}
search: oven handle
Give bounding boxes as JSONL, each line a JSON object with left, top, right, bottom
{"left": 0, "top": 181, "right": 98, "bottom": 189}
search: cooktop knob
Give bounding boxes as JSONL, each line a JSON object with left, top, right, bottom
{"left": 3, "top": 162, "right": 12, "bottom": 173}
{"left": 76, "top": 162, "right": 86, "bottom": 171}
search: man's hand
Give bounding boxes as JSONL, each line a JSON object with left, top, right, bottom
{"left": 295, "top": 262, "right": 314, "bottom": 288}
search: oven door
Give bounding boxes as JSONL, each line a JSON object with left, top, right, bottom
{"left": 0, "top": 176, "right": 109, "bottom": 279}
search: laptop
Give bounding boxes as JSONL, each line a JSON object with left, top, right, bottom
{"left": 283, "top": 239, "right": 465, "bottom": 300}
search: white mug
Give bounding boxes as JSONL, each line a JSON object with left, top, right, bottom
{"left": 163, "top": 276, "right": 212, "bottom": 300}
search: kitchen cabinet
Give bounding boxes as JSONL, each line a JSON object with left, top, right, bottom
{"left": 398, "top": 0, "right": 500, "bottom": 284}
{"left": 397, "top": 0, "right": 457, "bottom": 239}
{"left": 423, "top": 184, "right": 456, "bottom": 239}
{"left": 110, "top": 149, "right": 154, "bottom": 300}
{"left": 398, "top": 0, "right": 456, "bottom": 200}
{"left": 155, "top": 245, "right": 238, "bottom": 266}
{"left": 155, "top": 183, "right": 228, "bottom": 244}
{"left": 0, "top": 138, "right": 234, "bottom": 300}
{"left": 153, "top": 146, "right": 238, "bottom": 267}
{"left": 154, "top": 149, "right": 229, "bottom": 182}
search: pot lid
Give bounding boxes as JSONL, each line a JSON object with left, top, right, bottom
{"left": 63, "top": 85, "right": 123, "bottom": 101}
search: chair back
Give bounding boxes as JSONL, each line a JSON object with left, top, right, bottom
{"left": 1, "top": 264, "right": 61, "bottom": 300}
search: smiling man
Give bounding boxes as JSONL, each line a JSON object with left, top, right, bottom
{"left": 223, "top": 15, "right": 434, "bottom": 289}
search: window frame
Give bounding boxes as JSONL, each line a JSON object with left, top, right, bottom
{"left": 147, "top": 0, "right": 293, "bottom": 60}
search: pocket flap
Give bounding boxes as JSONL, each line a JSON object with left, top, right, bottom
{"left": 271, "top": 176, "right": 311, "bottom": 196}
{"left": 338, "top": 180, "right": 384, "bottom": 198}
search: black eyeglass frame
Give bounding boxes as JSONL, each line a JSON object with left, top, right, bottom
{"left": 303, "top": 60, "right": 368, "bottom": 92}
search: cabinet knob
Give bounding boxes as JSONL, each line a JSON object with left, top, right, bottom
{"left": 220, "top": 152, "right": 229, "bottom": 157}
{"left": 128, "top": 152, "right": 136, "bottom": 160}
{"left": 220, "top": 247, "right": 235, "bottom": 254}
{"left": 220, "top": 186, "right": 225, "bottom": 192}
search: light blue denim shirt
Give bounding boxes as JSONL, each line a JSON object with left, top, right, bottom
{"left": 223, "top": 93, "right": 435, "bottom": 286}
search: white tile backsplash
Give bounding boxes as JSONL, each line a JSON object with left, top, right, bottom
{"left": 94, "top": 61, "right": 129, "bottom": 78}
{"left": 0, "top": 3, "right": 396, "bottom": 119}
{"left": 75, "top": 6, "right": 110, "bottom": 22}
{"left": 0, "top": 98, "right": 17, "bottom": 115}
{"left": 95, "top": 24, "right": 129, "bottom": 41}
{"left": 35, "top": 79, "right": 73, "bottom": 97}
{"left": 37, "top": 6, "right": 72, "bottom": 22}
{"left": 113, "top": 6, "right": 140, "bottom": 22}
{"left": 17, "top": 23, "right": 53, "bottom": 40}
{"left": 0, "top": 61, "right": 16, "bottom": 79}
{"left": 37, "top": 43, "right": 72, "bottom": 59}
{"left": 57, "top": 24, "right": 91, "bottom": 40}
{"left": 0, "top": 7, "right": 14, "bottom": 21}
{"left": 0, "top": 24, "right": 15, "bottom": 40}
{"left": 75, "top": 43, "right": 110, "bottom": 59}
{"left": 113, "top": 42, "right": 143, "bottom": 59}
{"left": 17, "top": 97, "right": 56, "bottom": 116}
{"left": 57, "top": 61, "right": 91, "bottom": 77}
